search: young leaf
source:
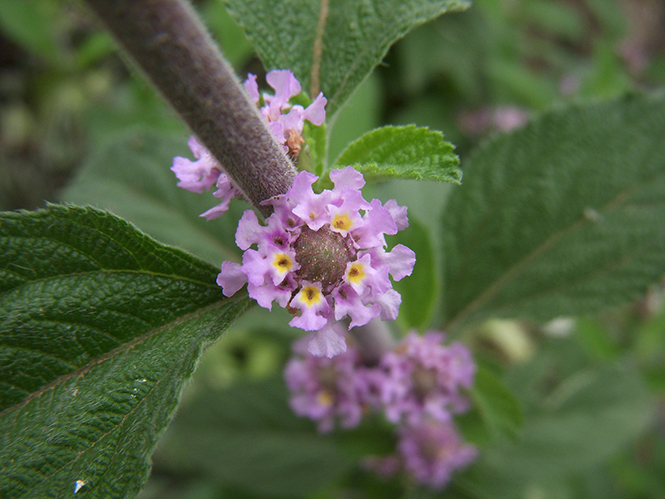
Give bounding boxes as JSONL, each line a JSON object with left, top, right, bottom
{"left": 61, "top": 129, "right": 244, "bottom": 265}
{"left": 222, "top": 0, "right": 470, "bottom": 117}
{"left": 443, "top": 93, "right": 665, "bottom": 327}
{"left": 0, "top": 205, "right": 250, "bottom": 499}
{"left": 153, "top": 378, "right": 355, "bottom": 498}
{"left": 334, "top": 125, "right": 461, "bottom": 183}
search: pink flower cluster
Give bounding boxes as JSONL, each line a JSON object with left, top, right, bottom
{"left": 218, "top": 167, "right": 415, "bottom": 358}
{"left": 171, "top": 70, "right": 326, "bottom": 219}
{"left": 244, "top": 70, "right": 327, "bottom": 156}
{"left": 285, "top": 331, "right": 477, "bottom": 489}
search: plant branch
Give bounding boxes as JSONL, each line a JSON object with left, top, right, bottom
{"left": 349, "top": 319, "right": 395, "bottom": 365}
{"left": 83, "top": 0, "right": 296, "bottom": 217}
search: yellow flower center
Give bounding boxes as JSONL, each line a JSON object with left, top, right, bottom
{"left": 346, "top": 262, "right": 366, "bottom": 284}
{"left": 299, "top": 285, "right": 322, "bottom": 307}
{"left": 331, "top": 213, "right": 352, "bottom": 232}
{"left": 272, "top": 253, "right": 293, "bottom": 274}
{"left": 316, "top": 390, "right": 334, "bottom": 408}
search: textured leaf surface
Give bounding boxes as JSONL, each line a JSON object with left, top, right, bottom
{"left": 0, "top": 205, "right": 249, "bottom": 498}
{"left": 334, "top": 125, "right": 461, "bottom": 183}
{"left": 443, "top": 93, "right": 665, "bottom": 327}
{"left": 154, "top": 377, "right": 355, "bottom": 497}
{"left": 62, "top": 129, "right": 244, "bottom": 265}
{"left": 222, "top": 0, "right": 469, "bottom": 117}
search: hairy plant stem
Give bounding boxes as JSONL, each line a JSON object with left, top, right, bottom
{"left": 83, "top": 0, "right": 296, "bottom": 217}
{"left": 349, "top": 319, "right": 396, "bottom": 365}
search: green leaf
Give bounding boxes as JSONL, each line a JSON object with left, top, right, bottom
{"left": 0, "top": 0, "right": 63, "bottom": 63}
{"left": 443, "top": 93, "right": 665, "bottom": 327}
{"left": 327, "top": 73, "right": 381, "bottom": 164}
{"left": 469, "top": 366, "right": 523, "bottom": 441}
{"left": 334, "top": 125, "right": 461, "bottom": 183}
{"left": 222, "top": 0, "right": 470, "bottom": 117}
{"left": 0, "top": 205, "right": 250, "bottom": 498}
{"left": 393, "top": 217, "right": 438, "bottom": 330}
{"left": 459, "top": 361, "right": 653, "bottom": 498}
{"left": 153, "top": 377, "right": 355, "bottom": 498}
{"left": 61, "top": 129, "right": 244, "bottom": 265}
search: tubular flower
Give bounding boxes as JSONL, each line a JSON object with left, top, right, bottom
{"left": 171, "top": 136, "right": 243, "bottom": 220}
{"left": 218, "top": 167, "right": 415, "bottom": 358}
{"left": 376, "top": 332, "right": 476, "bottom": 425}
{"left": 284, "top": 335, "right": 373, "bottom": 432}
{"left": 244, "top": 69, "right": 327, "bottom": 157}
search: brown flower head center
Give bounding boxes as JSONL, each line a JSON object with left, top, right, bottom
{"left": 294, "top": 226, "right": 355, "bottom": 288}
{"left": 412, "top": 365, "right": 438, "bottom": 400}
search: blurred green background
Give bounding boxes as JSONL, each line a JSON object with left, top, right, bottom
{"left": 3, "top": 0, "right": 665, "bottom": 497}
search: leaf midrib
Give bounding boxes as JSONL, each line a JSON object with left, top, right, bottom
{"left": 0, "top": 267, "right": 220, "bottom": 298}
{"left": 0, "top": 297, "right": 242, "bottom": 418}
{"left": 445, "top": 181, "right": 658, "bottom": 328}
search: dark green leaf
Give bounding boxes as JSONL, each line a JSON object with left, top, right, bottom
{"left": 154, "top": 377, "right": 355, "bottom": 498}
{"left": 334, "top": 125, "right": 461, "bottom": 183}
{"left": 0, "top": 205, "right": 250, "bottom": 498}
{"left": 61, "top": 129, "right": 244, "bottom": 265}
{"left": 443, "top": 93, "right": 665, "bottom": 327}
{"left": 222, "top": 0, "right": 470, "bottom": 117}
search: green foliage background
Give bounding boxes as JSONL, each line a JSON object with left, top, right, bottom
{"left": 2, "top": 0, "right": 665, "bottom": 498}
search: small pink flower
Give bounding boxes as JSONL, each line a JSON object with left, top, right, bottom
{"left": 171, "top": 136, "right": 243, "bottom": 219}
{"left": 285, "top": 336, "right": 373, "bottom": 431}
{"left": 398, "top": 421, "right": 477, "bottom": 489}
{"left": 244, "top": 70, "right": 327, "bottom": 155}
{"left": 171, "top": 136, "right": 222, "bottom": 194}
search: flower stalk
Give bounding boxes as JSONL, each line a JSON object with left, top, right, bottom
{"left": 82, "top": 0, "right": 296, "bottom": 217}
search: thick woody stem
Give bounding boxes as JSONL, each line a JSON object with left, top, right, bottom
{"left": 83, "top": 0, "right": 296, "bottom": 217}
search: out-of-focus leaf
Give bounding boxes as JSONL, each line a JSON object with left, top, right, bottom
{"left": 334, "top": 125, "right": 461, "bottom": 184}
{"left": 201, "top": 0, "right": 253, "bottom": 68}
{"left": 469, "top": 366, "right": 523, "bottom": 441}
{"left": 459, "top": 361, "right": 653, "bottom": 498}
{"left": 443, "top": 93, "right": 665, "bottom": 328}
{"left": 0, "top": 204, "right": 250, "bottom": 498}
{"left": 222, "top": 0, "right": 470, "bottom": 117}
{"left": 154, "top": 377, "right": 355, "bottom": 498}
{"left": 327, "top": 72, "right": 381, "bottom": 164}
{"left": 61, "top": 129, "right": 244, "bottom": 264}
{"left": 0, "top": 0, "right": 63, "bottom": 62}
{"left": 393, "top": 217, "right": 437, "bottom": 330}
